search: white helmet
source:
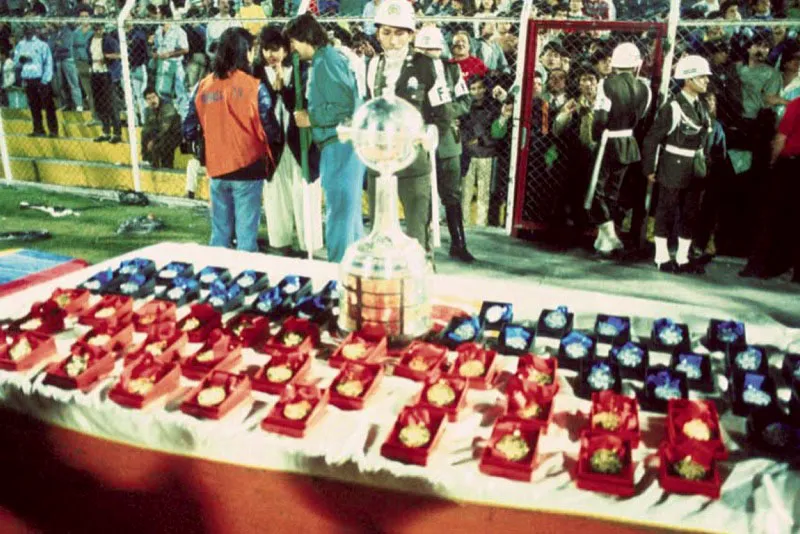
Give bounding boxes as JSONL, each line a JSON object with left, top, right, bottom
{"left": 674, "top": 55, "right": 712, "bottom": 80}
{"left": 414, "top": 26, "right": 444, "bottom": 50}
{"left": 374, "top": 0, "right": 416, "bottom": 32}
{"left": 610, "top": 42, "right": 642, "bottom": 69}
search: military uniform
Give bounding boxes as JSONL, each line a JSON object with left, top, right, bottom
{"left": 367, "top": 50, "right": 453, "bottom": 250}
{"left": 586, "top": 71, "right": 651, "bottom": 224}
{"left": 642, "top": 91, "right": 711, "bottom": 241}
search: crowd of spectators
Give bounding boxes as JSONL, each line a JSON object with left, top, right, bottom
{"left": 0, "top": 0, "right": 798, "bottom": 274}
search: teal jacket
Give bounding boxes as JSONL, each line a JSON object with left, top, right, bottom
{"left": 307, "top": 45, "right": 361, "bottom": 149}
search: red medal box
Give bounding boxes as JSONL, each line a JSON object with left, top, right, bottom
{"left": 180, "top": 329, "right": 242, "bottom": 380}
{"left": 430, "top": 304, "right": 470, "bottom": 335}
{"left": 79, "top": 295, "right": 133, "bottom": 331}
{"left": 176, "top": 304, "right": 222, "bottom": 343}
{"left": 251, "top": 351, "right": 312, "bottom": 395}
{"left": 74, "top": 323, "right": 134, "bottom": 356}
{"left": 328, "top": 362, "right": 384, "bottom": 410}
{"left": 414, "top": 376, "right": 468, "bottom": 422}
{"left": 575, "top": 431, "right": 636, "bottom": 497}
{"left": 123, "top": 323, "right": 187, "bottom": 365}
{"left": 132, "top": 300, "right": 177, "bottom": 333}
{"left": 261, "top": 384, "right": 329, "bottom": 437}
{"left": 43, "top": 346, "right": 117, "bottom": 391}
{"left": 658, "top": 440, "right": 721, "bottom": 499}
{"left": 49, "top": 288, "right": 91, "bottom": 316}
{"left": 394, "top": 341, "right": 448, "bottom": 382}
{"left": 328, "top": 325, "right": 388, "bottom": 369}
{"left": 380, "top": 406, "right": 447, "bottom": 466}
{"left": 9, "top": 300, "right": 67, "bottom": 335}
{"left": 225, "top": 312, "right": 271, "bottom": 348}
{"left": 589, "top": 391, "right": 641, "bottom": 448}
{"left": 499, "top": 375, "right": 557, "bottom": 434}
{"left": 180, "top": 371, "right": 251, "bottom": 420}
{"left": 260, "top": 317, "right": 320, "bottom": 356}
{"left": 445, "top": 343, "right": 498, "bottom": 390}
{"left": 0, "top": 331, "right": 57, "bottom": 371}
{"left": 666, "top": 399, "right": 727, "bottom": 460}
{"left": 108, "top": 354, "right": 181, "bottom": 409}
{"left": 479, "top": 420, "right": 541, "bottom": 482}
{"left": 515, "top": 353, "right": 559, "bottom": 398}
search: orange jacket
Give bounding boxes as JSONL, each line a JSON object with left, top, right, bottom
{"left": 192, "top": 70, "right": 276, "bottom": 179}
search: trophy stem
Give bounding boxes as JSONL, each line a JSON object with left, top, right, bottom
{"left": 370, "top": 173, "right": 404, "bottom": 238}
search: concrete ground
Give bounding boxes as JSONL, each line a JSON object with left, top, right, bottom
{"left": 432, "top": 225, "right": 800, "bottom": 328}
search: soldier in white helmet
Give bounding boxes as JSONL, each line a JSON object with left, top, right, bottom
{"left": 585, "top": 42, "right": 652, "bottom": 257}
{"left": 414, "top": 25, "right": 475, "bottom": 262}
{"left": 642, "top": 55, "right": 713, "bottom": 274}
{"left": 366, "top": 0, "right": 454, "bottom": 257}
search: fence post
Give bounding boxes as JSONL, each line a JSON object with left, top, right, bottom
{"left": 503, "top": 1, "right": 534, "bottom": 236}
{"left": 0, "top": 109, "right": 13, "bottom": 183}
{"left": 118, "top": 0, "right": 142, "bottom": 193}
{"left": 658, "top": 0, "right": 682, "bottom": 105}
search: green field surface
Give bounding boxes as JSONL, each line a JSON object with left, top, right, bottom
{"left": 0, "top": 185, "right": 212, "bottom": 264}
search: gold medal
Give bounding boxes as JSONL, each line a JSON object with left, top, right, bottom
{"left": 674, "top": 455, "right": 707, "bottom": 480}
{"left": 197, "top": 385, "right": 226, "bottom": 407}
{"left": 408, "top": 356, "right": 430, "bottom": 372}
{"left": 181, "top": 317, "right": 200, "bottom": 332}
{"left": 283, "top": 399, "right": 312, "bottom": 420}
{"left": 682, "top": 418, "right": 711, "bottom": 441}
{"left": 282, "top": 332, "right": 305, "bottom": 347}
{"left": 517, "top": 402, "right": 541, "bottom": 420}
{"left": 145, "top": 340, "right": 167, "bottom": 356}
{"left": 195, "top": 349, "right": 216, "bottom": 363}
{"left": 139, "top": 314, "right": 156, "bottom": 326}
{"left": 54, "top": 293, "right": 72, "bottom": 308}
{"left": 266, "top": 364, "right": 293, "bottom": 383}
{"left": 495, "top": 430, "right": 531, "bottom": 461}
{"left": 127, "top": 377, "right": 155, "bottom": 395}
{"left": 95, "top": 307, "right": 115, "bottom": 319}
{"left": 336, "top": 379, "right": 364, "bottom": 398}
{"left": 592, "top": 411, "right": 621, "bottom": 431}
{"left": 426, "top": 380, "right": 456, "bottom": 407}
{"left": 590, "top": 448, "right": 622, "bottom": 474}
{"left": 9, "top": 338, "right": 32, "bottom": 361}
{"left": 19, "top": 318, "right": 42, "bottom": 331}
{"left": 458, "top": 359, "right": 486, "bottom": 378}
{"left": 525, "top": 368, "right": 553, "bottom": 385}
{"left": 65, "top": 355, "right": 89, "bottom": 377}
{"left": 398, "top": 423, "right": 431, "bottom": 448}
{"left": 341, "top": 342, "right": 367, "bottom": 361}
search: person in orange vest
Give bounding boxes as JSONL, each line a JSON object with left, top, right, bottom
{"left": 183, "top": 27, "right": 282, "bottom": 252}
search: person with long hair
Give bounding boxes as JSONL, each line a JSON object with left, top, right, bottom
{"left": 287, "top": 13, "right": 365, "bottom": 263}
{"left": 183, "top": 27, "right": 282, "bottom": 252}
{"left": 253, "top": 26, "right": 323, "bottom": 257}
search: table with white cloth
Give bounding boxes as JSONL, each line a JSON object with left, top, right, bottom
{"left": 0, "top": 243, "right": 797, "bottom": 534}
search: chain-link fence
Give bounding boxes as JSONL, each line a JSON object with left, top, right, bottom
{"left": 512, "top": 19, "right": 667, "bottom": 235}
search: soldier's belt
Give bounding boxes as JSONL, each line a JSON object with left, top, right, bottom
{"left": 664, "top": 145, "right": 700, "bottom": 158}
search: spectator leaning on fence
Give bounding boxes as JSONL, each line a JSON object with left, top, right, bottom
{"left": 142, "top": 85, "right": 182, "bottom": 169}
{"left": 74, "top": 5, "right": 96, "bottom": 120}
{"left": 13, "top": 13, "right": 59, "bottom": 138}
{"left": 48, "top": 19, "right": 83, "bottom": 112}
{"left": 89, "top": 21, "right": 122, "bottom": 143}
{"left": 183, "top": 27, "right": 282, "bottom": 252}
{"left": 287, "top": 13, "right": 365, "bottom": 263}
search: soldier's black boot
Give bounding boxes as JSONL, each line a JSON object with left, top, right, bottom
{"left": 446, "top": 206, "right": 476, "bottom": 263}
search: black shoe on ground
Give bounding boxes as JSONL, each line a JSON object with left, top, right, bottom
{"left": 186, "top": 191, "right": 195, "bottom": 199}
{"left": 676, "top": 260, "right": 706, "bottom": 275}
{"left": 109, "top": 135, "right": 122, "bottom": 144}
{"left": 738, "top": 266, "right": 769, "bottom": 279}
{"left": 449, "top": 245, "right": 476, "bottom": 263}
{"left": 94, "top": 134, "right": 111, "bottom": 143}
{"left": 28, "top": 131, "right": 46, "bottom": 138}
{"left": 48, "top": 131, "right": 58, "bottom": 138}
{"left": 657, "top": 260, "right": 678, "bottom": 273}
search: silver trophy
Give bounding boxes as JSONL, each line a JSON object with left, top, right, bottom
{"left": 336, "top": 96, "right": 436, "bottom": 344}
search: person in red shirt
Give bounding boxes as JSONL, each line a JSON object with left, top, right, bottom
{"left": 739, "top": 97, "right": 800, "bottom": 282}
{"left": 449, "top": 31, "right": 488, "bottom": 81}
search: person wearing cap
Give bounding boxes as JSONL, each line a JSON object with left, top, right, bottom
{"left": 590, "top": 47, "right": 612, "bottom": 80}
{"left": 415, "top": 25, "right": 476, "bottom": 262}
{"left": 536, "top": 39, "right": 565, "bottom": 83}
{"left": 287, "top": 13, "right": 365, "bottom": 263}
{"left": 585, "top": 42, "right": 651, "bottom": 256}
{"left": 366, "top": 0, "right": 454, "bottom": 255}
{"left": 642, "top": 55, "right": 713, "bottom": 273}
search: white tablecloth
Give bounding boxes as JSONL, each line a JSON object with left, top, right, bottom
{"left": 0, "top": 242, "right": 798, "bottom": 534}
